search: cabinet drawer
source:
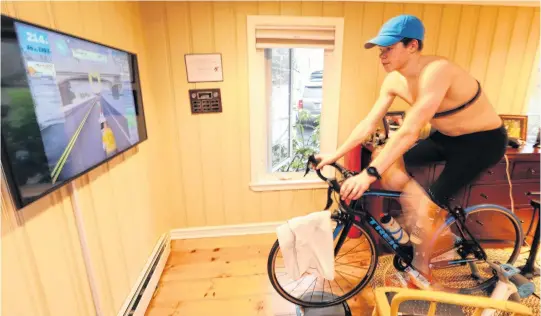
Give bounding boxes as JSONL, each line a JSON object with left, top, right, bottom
{"left": 468, "top": 184, "right": 510, "bottom": 206}
{"left": 512, "top": 162, "right": 540, "bottom": 180}
{"left": 511, "top": 182, "right": 541, "bottom": 207}
{"left": 468, "top": 183, "right": 540, "bottom": 207}
{"left": 434, "top": 163, "right": 508, "bottom": 183}
{"left": 476, "top": 163, "right": 508, "bottom": 182}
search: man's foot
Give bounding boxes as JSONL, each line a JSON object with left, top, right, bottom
{"left": 404, "top": 266, "right": 432, "bottom": 290}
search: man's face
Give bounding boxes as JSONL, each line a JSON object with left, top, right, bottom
{"left": 378, "top": 42, "right": 411, "bottom": 72}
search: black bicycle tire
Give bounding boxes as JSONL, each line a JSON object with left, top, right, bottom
{"left": 267, "top": 221, "right": 379, "bottom": 308}
{"left": 429, "top": 203, "right": 523, "bottom": 294}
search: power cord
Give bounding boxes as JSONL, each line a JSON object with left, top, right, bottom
{"left": 504, "top": 154, "right": 515, "bottom": 213}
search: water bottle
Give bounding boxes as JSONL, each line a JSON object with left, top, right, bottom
{"left": 381, "top": 214, "right": 410, "bottom": 244}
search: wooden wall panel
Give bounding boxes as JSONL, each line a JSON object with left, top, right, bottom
{"left": 1, "top": 1, "right": 179, "bottom": 315}
{"left": 235, "top": 2, "right": 262, "bottom": 223}
{"left": 213, "top": 2, "right": 244, "bottom": 224}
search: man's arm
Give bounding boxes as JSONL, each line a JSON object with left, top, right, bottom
{"left": 368, "top": 61, "right": 453, "bottom": 175}
{"left": 330, "top": 75, "right": 396, "bottom": 161}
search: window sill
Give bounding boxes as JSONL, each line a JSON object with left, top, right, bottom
{"left": 249, "top": 178, "right": 329, "bottom": 191}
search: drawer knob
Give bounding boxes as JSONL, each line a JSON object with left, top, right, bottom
{"left": 488, "top": 170, "right": 494, "bottom": 175}
{"left": 480, "top": 193, "right": 488, "bottom": 200}
{"left": 529, "top": 168, "right": 536, "bottom": 175}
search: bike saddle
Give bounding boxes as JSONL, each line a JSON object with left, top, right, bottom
{"left": 531, "top": 199, "right": 540, "bottom": 209}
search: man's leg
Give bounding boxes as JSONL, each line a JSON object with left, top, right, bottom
{"left": 406, "top": 127, "right": 507, "bottom": 278}
{"left": 373, "top": 146, "right": 441, "bottom": 275}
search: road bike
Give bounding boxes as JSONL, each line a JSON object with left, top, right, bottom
{"left": 267, "top": 155, "right": 523, "bottom": 308}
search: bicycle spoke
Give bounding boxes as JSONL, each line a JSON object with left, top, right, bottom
{"left": 309, "top": 280, "right": 317, "bottom": 303}
{"left": 281, "top": 276, "right": 305, "bottom": 289}
{"left": 335, "top": 269, "right": 363, "bottom": 280}
{"left": 328, "top": 280, "right": 334, "bottom": 298}
{"left": 289, "top": 276, "right": 309, "bottom": 294}
{"left": 335, "top": 241, "right": 368, "bottom": 261}
{"left": 322, "top": 280, "right": 325, "bottom": 302}
{"left": 332, "top": 276, "right": 346, "bottom": 296}
{"left": 335, "top": 261, "right": 370, "bottom": 268}
{"left": 335, "top": 270, "right": 354, "bottom": 287}
{"left": 298, "top": 278, "right": 317, "bottom": 301}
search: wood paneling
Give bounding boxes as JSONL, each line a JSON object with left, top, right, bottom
{"left": 1, "top": 1, "right": 181, "bottom": 316}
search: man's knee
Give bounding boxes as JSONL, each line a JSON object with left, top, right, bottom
{"left": 372, "top": 147, "right": 410, "bottom": 191}
{"left": 381, "top": 167, "right": 410, "bottom": 191}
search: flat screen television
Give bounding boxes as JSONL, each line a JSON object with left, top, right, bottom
{"left": 1, "top": 15, "right": 148, "bottom": 210}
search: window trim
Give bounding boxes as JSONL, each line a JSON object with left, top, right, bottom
{"left": 246, "top": 15, "right": 344, "bottom": 191}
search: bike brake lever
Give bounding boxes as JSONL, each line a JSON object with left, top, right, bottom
{"left": 304, "top": 163, "right": 310, "bottom": 177}
{"left": 304, "top": 155, "right": 318, "bottom": 177}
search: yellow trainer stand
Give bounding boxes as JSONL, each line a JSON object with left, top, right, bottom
{"left": 372, "top": 287, "right": 533, "bottom": 316}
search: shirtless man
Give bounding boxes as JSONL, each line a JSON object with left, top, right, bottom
{"left": 315, "top": 14, "right": 508, "bottom": 287}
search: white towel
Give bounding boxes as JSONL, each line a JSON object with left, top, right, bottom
{"left": 276, "top": 210, "right": 334, "bottom": 281}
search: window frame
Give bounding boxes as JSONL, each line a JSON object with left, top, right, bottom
{"left": 246, "top": 15, "right": 344, "bottom": 191}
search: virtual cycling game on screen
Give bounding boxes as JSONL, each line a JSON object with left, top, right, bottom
{"left": 1, "top": 16, "right": 147, "bottom": 208}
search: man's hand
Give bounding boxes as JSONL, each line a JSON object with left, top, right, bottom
{"left": 314, "top": 153, "right": 337, "bottom": 170}
{"left": 340, "top": 171, "right": 378, "bottom": 201}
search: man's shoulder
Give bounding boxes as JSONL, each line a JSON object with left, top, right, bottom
{"left": 423, "top": 56, "right": 454, "bottom": 70}
{"left": 419, "top": 56, "right": 457, "bottom": 81}
{"left": 383, "top": 70, "right": 404, "bottom": 84}
{"left": 381, "top": 71, "right": 403, "bottom": 94}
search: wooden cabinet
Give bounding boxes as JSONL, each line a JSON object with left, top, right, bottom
{"left": 360, "top": 144, "right": 540, "bottom": 250}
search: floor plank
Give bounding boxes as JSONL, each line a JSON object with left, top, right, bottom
{"left": 146, "top": 233, "right": 376, "bottom": 316}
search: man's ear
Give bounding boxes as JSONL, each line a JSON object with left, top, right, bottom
{"left": 409, "top": 39, "right": 420, "bottom": 53}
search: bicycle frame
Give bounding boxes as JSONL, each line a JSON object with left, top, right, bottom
{"left": 306, "top": 155, "right": 489, "bottom": 273}
{"left": 332, "top": 189, "right": 414, "bottom": 266}
{"left": 331, "top": 188, "right": 487, "bottom": 273}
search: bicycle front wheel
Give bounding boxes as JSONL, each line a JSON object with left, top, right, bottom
{"left": 267, "top": 220, "right": 378, "bottom": 308}
{"left": 428, "top": 204, "right": 523, "bottom": 294}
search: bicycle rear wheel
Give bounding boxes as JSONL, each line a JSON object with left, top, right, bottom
{"left": 267, "top": 219, "right": 378, "bottom": 308}
{"left": 428, "top": 204, "right": 523, "bottom": 294}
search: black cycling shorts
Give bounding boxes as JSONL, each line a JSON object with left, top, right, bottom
{"left": 403, "top": 124, "right": 508, "bottom": 207}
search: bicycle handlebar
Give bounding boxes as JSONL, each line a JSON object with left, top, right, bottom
{"left": 305, "top": 154, "right": 357, "bottom": 194}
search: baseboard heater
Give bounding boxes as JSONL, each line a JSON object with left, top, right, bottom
{"left": 118, "top": 233, "right": 171, "bottom": 316}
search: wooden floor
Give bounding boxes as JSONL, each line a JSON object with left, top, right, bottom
{"left": 145, "top": 234, "right": 376, "bottom": 316}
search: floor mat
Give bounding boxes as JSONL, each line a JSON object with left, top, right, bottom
{"left": 369, "top": 250, "right": 540, "bottom": 315}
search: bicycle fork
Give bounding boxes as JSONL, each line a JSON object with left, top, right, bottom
{"left": 331, "top": 209, "right": 351, "bottom": 257}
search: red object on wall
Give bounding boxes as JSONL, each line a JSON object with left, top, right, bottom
{"left": 344, "top": 144, "right": 362, "bottom": 238}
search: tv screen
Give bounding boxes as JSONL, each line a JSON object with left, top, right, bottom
{"left": 1, "top": 15, "right": 148, "bottom": 210}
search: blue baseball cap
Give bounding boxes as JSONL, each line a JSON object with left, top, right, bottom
{"left": 364, "top": 15, "right": 425, "bottom": 49}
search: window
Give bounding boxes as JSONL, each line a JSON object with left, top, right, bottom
{"left": 247, "top": 16, "right": 344, "bottom": 191}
